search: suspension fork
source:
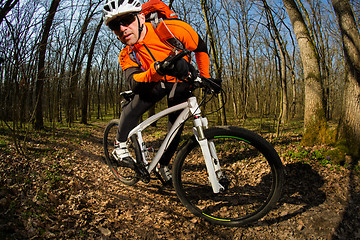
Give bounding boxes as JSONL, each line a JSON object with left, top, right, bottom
{"left": 188, "top": 97, "right": 224, "bottom": 193}
{"left": 200, "top": 117, "right": 224, "bottom": 179}
{"left": 193, "top": 116, "right": 224, "bottom": 193}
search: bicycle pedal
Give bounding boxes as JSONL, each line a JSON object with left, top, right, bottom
{"left": 134, "top": 163, "right": 150, "bottom": 183}
{"left": 154, "top": 171, "right": 172, "bottom": 186}
{"left": 115, "top": 157, "right": 136, "bottom": 170}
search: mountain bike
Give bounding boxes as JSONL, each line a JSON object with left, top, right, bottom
{"left": 103, "top": 49, "right": 284, "bottom": 227}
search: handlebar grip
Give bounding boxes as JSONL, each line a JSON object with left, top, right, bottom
{"left": 199, "top": 76, "right": 222, "bottom": 94}
{"left": 162, "top": 49, "right": 190, "bottom": 68}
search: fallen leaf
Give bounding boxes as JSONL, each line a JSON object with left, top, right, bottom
{"left": 98, "top": 226, "right": 111, "bottom": 237}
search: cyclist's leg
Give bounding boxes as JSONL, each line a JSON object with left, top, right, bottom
{"left": 159, "top": 82, "right": 192, "bottom": 166}
{"left": 116, "top": 95, "right": 153, "bottom": 142}
{"left": 116, "top": 83, "right": 167, "bottom": 142}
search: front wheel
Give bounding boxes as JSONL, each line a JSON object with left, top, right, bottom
{"left": 172, "top": 126, "right": 284, "bottom": 226}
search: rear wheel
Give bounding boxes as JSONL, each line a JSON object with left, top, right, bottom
{"left": 103, "top": 119, "right": 139, "bottom": 185}
{"left": 173, "top": 126, "right": 284, "bottom": 226}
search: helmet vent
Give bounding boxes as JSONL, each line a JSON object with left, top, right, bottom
{"left": 103, "top": 0, "right": 142, "bottom": 25}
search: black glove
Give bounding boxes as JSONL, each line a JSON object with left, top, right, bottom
{"left": 210, "top": 78, "right": 222, "bottom": 88}
{"left": 200, "top": 76, "right": 222, "bottom": 94}
{"left": 187, "top": 64, "right": 198, "bottom": 83}
{"left": 156, "top": 58, "right": 189, "bottom": 80}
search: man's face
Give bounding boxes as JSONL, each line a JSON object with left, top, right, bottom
{"left": 108, "top": 13, "right": 145, "bottom": 46}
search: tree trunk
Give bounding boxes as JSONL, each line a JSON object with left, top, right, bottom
{"left": 331, "top": 0, "right": 360, "bottom": 159}
{"left": 224, "top": 3, "right": 238, "bottom": 118}
{"left": 168, "top": 0, "right": 175, "bottom": 9}
{"left": 34, "top": 0, "right": 61, "bottom": 130}
{"left": 200, "top": 0, "right": 227, "bottom": 125}
{"left": 262, "top": 0, "right": 289, "bottom": 123}
{"left": 283, "top": 0, "right": 327, "bottom": 145}
{"left": 81, "top": 18, "right": 103, "bottom": 124}
{"left": 68, "top": 10, "right": 93, "bottom": 126}
{"left": 0, "top": 0, "right": 20, "bottom": 25}
{"left": 239, "top": 3, "right": 251, "bottom": 120}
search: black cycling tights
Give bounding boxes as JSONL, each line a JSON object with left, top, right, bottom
{"left": 117, "top": 81, "right": 191, "bottom": 166}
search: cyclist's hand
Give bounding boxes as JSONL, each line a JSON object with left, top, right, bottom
{"left": 156, "top": 58, "right": 189, "bottom": 80}
{"left": 200, "top": 76, "right": 222, "bottom": 94}
{"left": 210, "top": 78, "right": 222, "bottom": 90}
{"left": 186, "top": 63, "right": 198, "bottom": 83}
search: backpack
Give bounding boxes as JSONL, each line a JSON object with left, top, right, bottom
{"left": 141, "top": 0, "right": 184, "bottom": 50}
{"left": 142, "top": 0, "right": 178, "bottom": 28}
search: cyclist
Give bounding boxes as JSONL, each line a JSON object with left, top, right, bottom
{"left": 103, "top": 0, "right": 211, "bottom": 183}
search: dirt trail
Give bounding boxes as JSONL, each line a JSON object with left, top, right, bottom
{"left": 0, "top": 122, "right": 359, "bottom": 239}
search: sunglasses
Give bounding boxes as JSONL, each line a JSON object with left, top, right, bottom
{"left": 108, "top": 14, "right": 137, "bottom": 31}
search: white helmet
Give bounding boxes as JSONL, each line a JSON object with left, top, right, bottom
{"left": 103, "top": 0, "right": 142, "bottom": 26}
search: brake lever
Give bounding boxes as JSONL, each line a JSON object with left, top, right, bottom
{"left": 197, "top": 76, "right": 222, "bottom": 94}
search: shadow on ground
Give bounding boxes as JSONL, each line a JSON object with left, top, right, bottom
{"left": 256, "top": 162, "right": 326, "bottom": 226}
{"left": 333, "top": 158, "right": 360, "bottom": 239}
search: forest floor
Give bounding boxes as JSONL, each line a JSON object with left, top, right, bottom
{"left": 0, "top": 120, "right": 359, "bottom": 239}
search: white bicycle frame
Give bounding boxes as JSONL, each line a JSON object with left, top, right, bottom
{"left": 127, "top": 95, "right": 225, "bottom": 193}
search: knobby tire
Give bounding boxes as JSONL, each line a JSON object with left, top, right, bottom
{"left": 172, "top": 126, "right": 284, "bottom": 227}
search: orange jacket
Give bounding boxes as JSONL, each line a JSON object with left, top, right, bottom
{"left": 119, "top": 20, "right": 210, "bottom": 92}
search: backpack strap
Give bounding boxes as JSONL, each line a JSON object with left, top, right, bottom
{"left": 143, "top": 44, "right": 157, "bottom": 62}
{"left": 148, "top": 12, "right": 160, "bottom": 29}
{"left": 130, "top": 44, "right": 168, "bottom": 85}
{"left": 152, "top": 19, "right": 185, "bottom": 51}
{"left": 142, "top": 43, "right": 168, "bottom": 85}
{"left": 130, "top": 48, "right": 146, "bottom": 72}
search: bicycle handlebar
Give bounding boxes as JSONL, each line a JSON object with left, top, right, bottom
{"left": 164, "top": 49, "right": 222, "bottom": 94}
{"left": 195, "top": 76, "right": 222, "bottom": 94}
{"left": 161, "top": 49, "right": 190, "bottom": 69}
{"left": 120, "top": 49, "right": 222, "bottom": 100}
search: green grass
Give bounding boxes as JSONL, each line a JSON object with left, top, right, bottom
{"left": 0, "top": 139, "right": 7, "bottom": 148}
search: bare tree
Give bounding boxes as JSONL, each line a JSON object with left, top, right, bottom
{"left": 331, "top": 0, "right": 360, "bottom": 159}
{"left": 200, "top": 0, "right": 227, "bottom": 125}
{"left": 262, "top": 0, "right": 289, "bottom": 124}
{"left": 0, "top": 0, "right": 20, "bottom": 25}
{"left": 221, "top": 0, "right": 239, "bottom": 117}
{"left": 34, "top": 0, "right": 61, "bottom": 130}
{"left": 168, "top": 0, "right": 175, "bottom": 9}
{"left": 282, "top": 0, "right": 327, "bottom": 145}
{"left": 234, "top": 0, "right": 254, "bottom": 120}
{"left": 81, "top": 18, "right": 103, "bottom": 124}
{"left": 67, "top": 0, "right": 101, "bottom": 126}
